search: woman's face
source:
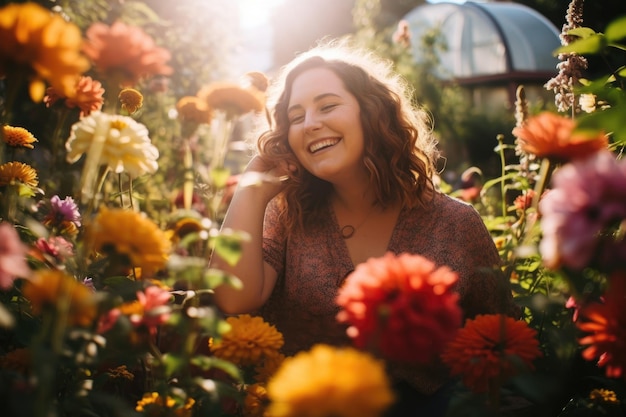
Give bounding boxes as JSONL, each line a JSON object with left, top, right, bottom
{"left": 286, "top": 67, "right": 366, "bottom": 182}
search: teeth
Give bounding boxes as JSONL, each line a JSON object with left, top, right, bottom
{"left": 309, "top": 139, "right": 339, "bottom": 153}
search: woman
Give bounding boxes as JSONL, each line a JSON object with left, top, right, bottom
{"left": 211, "top": 40, "right": 518, "bottom": 416}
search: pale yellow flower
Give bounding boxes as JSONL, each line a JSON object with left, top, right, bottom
{"left": 266, "top": 345, "right": 394, "bottom": 417}
{"left": 66, "top": 111, "right": 159, "bottom": 178}
{"left": 579, "top": 93, "right": 596, "bottom": 113}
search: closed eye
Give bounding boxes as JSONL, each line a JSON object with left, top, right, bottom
{"left": 321, "top": 104, "right": 338, "bottom": 112}
{"left": 288, "top": 114, "right": 304, "bottom": 124}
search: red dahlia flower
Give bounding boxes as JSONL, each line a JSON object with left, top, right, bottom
{"left": 336, "top": 252, "right": 462, "bottom": 364}
{"left": 578, "top": 272, "right": 626, "bottom": 379}
{"left": 441, "top": 314, "right": 541, "bottom": 393}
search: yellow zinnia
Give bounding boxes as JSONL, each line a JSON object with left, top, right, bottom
{"left": 0, "top": 161, "right": 38, "bottom": 187}
{"left": 85, "top": 207, "right": 171, "bottom": 276}
{"left": 209, "top": 314, "right": 284, "bottom": 366}
{"left": 266, "top": 344, "right": 394, "bottom": 417}
{"left": 0, "top": 2, "right": 90, "bottom": 101}
{"left": 22, "top": 269, "right": 97, "bottom": 327}
{"left": 2, "top": 126, "right": 37, "bottom": 148}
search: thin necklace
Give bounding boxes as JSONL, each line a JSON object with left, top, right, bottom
{"left": 339, "top": 204, "right": 377, "bottom": 239}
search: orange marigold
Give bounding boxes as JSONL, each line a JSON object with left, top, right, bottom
{"left": 0, "top": 161, "right": 38, "bottom": 187}
{"left": 0, "top": 2, "right": 90, "bottom": 101}
{"left": 577, "top": 272, "right": 626, "bottom": 379}
{"left": 441, "top": 314, "right": 542, "bottom": 393}
{"left": 336, "top": 252, "right": 462, "bottom": 364}
{"left": 83, "top": 21, "right": 173, "bottom": 87}
{"left": 22, "top": 269, "right": 98, "bottom": 327}
{"left": 85, "top": 207, "right": 171, "bottom": 276}
{"left": 2, "top": 125, "right": 37, "bottom": 148}
{"left": 254, "top": 353, "right": 286, "bottom": 383}
{"left": 44, "top": 75, "right": 105, "bottom": 117}
{"left": 176, "top": 96, "right": 213, "bottom": 125}
{"left": 135, "top": 392, "right": 195, "bottom": 417}
{"left": 209, "top": 314, "right": 283, "bottom": 366}
{"left": 511, "top": 111, "right": 608, "bottom": 162}
{"left": 119, "top": 88, "right": 143, "bottom": 114}
{"left": 198, "top": 82, "right": 264, "bottom": 120}
{"left": 243, "top": 383, "right": 269, "bottom": 417}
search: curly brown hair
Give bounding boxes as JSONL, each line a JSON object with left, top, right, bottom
{"left": 257, "top": 40, "right": 439, "bottom": 233}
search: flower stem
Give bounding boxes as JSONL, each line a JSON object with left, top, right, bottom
{"left": 497, "top": 134, "right": 507, "bottom": 219}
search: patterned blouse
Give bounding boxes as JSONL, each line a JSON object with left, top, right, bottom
{"left": 260, "top": 191, "right": 518, "bottom": 395}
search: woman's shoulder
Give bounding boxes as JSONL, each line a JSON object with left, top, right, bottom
{"left": 427, "top": 191, "right": 481, "bottom": 220}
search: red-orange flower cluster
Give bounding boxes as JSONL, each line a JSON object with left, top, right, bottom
{"left": 44, "top": 75, "right": 104, "bottom": 117}
{"left": 336, "top": 252, "right": 462, "bottom": 364}
{"left": 83, "top": 21, "right": 173, "bottom": 87}
{"left": 441, "top": 314, "right": 541, "bottom": 393}
{"left": 577, "top": 272, "right": 626, "bottom": 379}
{"left": 512, "top": 111, "right": 608, "bottom": 162}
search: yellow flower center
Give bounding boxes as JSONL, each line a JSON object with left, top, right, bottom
{"left": 110, "top": 120, "right": 128, "bottom": 131}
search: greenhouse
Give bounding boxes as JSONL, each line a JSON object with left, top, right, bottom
{"left": 403, "top": 1, "right": 562, "bottom": 107}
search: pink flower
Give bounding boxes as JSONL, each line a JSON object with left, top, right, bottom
{"left": 539, "top": 150, "right": 626, "bottom": 270}
{"left": 336, "top": 252, "right": 462, "bottom": 364}
{"left": 83, "top": 21, "right": 173, "bottom": 87}
{"left": 129, "top": 286, "right": 172, "bottom": 332}
{"left": 34, "top": 236, "right": 74, "bottom": 262}
{"left": 0, "top": 223, "right": 31, "bottom": 289}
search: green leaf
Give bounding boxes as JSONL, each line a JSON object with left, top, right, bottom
{"left": 566, "top": 27, "right": 597, "bottom": 39}
{"left": 577, "top": 106, "right": 626, "bottom": 145}
{"left": 554, "top": 33, "right": 605, "bottom": 55}
{"left": 211, "top": 229, "right": 250, "bottom": 266}
{"left": 481, "top": 173, "right": 519, "bottom": 194}
{"left": 210, "top": 166, "right": 231, "bottom": 189}
{"left": 191, "top": 355, "right": 242, "bottom": 381}
{"left": 605, "top": 16, "right": 626, "bottom": 41}
{"left": 609, "top": 42, "right": 626, "bottom": 52}
{"left": 204, "top": 268, "right": 243, "bottom": 291}
{"left": 162, "top": 353, "right": 186, "bottom": 377}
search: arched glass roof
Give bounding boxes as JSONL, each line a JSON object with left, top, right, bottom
{"left": 402, "top": 1, "right": 561, "bottom": 81}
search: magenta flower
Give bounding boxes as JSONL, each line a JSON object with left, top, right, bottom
{"left": 41, "top": 195, "right": 82, "bottom": 228}
{"left": 0, "top": 223, "right": 31, "bottom": 289}
{"left": 539, "top": 151, "right": 626, "bottom": 270}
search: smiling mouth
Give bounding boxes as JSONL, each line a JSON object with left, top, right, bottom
{"left": 309, "top": 138, "right": 340, "bottom": 154}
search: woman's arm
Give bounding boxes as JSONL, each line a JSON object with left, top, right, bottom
{"left": 209, "top": 156, "right": 286, "bottom": 314}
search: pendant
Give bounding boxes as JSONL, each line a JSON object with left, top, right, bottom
{"left": 340, "top": 225, "right": 355, "bottom": 239}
